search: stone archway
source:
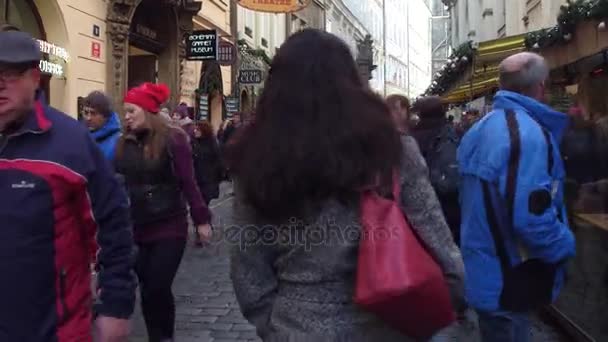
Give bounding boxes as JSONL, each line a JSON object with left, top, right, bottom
{"left": 106, "top": 0, "right": 201, "bottom": 110}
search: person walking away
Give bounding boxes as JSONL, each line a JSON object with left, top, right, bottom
{"left": 0, "top": 30, "right": 135, "bottom": 341}
{"left": 386, "top": 94, "right": 411, "bottom": 134}
{"left": 228, "top": 29, "right": 464, "bottom": 341}
{"left": 411, "top": 96, "right": 461, "bottom": 245}
{"left": 192, "top": 120, "right": 222, "bottom": 246}
{"left": 115, "top": 82, "right": 213, "bottom": 342}
{"left": 457, "top": 52, "right": 576, "bottom": 342}
{"left": 83, "top": 91, "right": 121, "bottom": 162}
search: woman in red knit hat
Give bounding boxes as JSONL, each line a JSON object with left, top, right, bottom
{"left": 114, "top": 82, "right": 212, "bottom": 342}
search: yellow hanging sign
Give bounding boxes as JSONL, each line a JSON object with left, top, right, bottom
{"left": 236, "top": 0, "right": 311, "bottom": 13}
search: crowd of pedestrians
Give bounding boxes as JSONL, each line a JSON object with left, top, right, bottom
{"left": 2, "top": 27, "right": 604, "bottom": 342}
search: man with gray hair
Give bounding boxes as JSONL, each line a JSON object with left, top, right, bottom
{"left": 457, "top": 52, "right": 575, "bottom": 341}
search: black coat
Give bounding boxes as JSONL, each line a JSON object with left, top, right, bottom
{"left": 192, "top": 136, "right": 223, "bottom": 203}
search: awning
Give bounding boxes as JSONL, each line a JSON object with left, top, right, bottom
{"left": 442, "top": 63, "right": 499, "bottom": 103}
{"left": 476, "top": 34, "right": 526, "bottom": 63}
{"left": 441, "top": 34, "right": 526, "bottom": 103}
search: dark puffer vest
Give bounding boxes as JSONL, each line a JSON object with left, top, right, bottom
{"left": 115, "top": 133, "right": 186, "bottom": 226}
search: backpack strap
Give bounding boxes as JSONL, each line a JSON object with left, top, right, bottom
{"left": 480, "top": 109, "right": 523, "bottom": 271}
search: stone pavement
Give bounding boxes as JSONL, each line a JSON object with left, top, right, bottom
{"left": 130, "top": 182, "right": 565, "bottom": 342}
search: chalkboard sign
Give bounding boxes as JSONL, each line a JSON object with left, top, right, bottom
{"left": 198, "top": 93, "right": 209, "bottom": 121}
{"left": 186, "top": 30, "right": 217, "bottom": 61}
{"left": 225, "top": 97, "right": 240, "bottom": 118}
{"left": 239, "top": 69, "right": 263, "bottom": 84}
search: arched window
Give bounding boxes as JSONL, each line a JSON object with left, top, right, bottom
{"left": 0, "top": 0, "right": 44, "bottom": 39}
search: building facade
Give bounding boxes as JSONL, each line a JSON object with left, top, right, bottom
{"left": 385, "top": 0, "right": 408, "bottom": 96}
{"left": 287, "top": 0, "right": 326, "bottom": 34}
{"left": 431, "top": 0, "right": 451, "bottom": 75}
{"left": 341, "top": 0, "right": 385, "bottom": 94}
{"left": 325, "top": 0, "right": 367, "bottom": 58}
{"left": 450, "top": 0, "right": 568, "bottom": 47}
{"left": 407, "top": 0, "right": 433, "bottom": 97}
{"left": 180, "top": 0, "right": 233, "bottom": 130}
{"left": 235, "top": 4, "right": 287, "bottom": 113}
{"left": 2, "top": 0, "right": 207, "bottom": 118}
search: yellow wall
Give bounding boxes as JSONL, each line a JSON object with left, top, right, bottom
{"left": 33, "top": 0, "right": 233, "bottom": 119}
{"left": 34, "top": 0, "right": 107, "bottom": 117}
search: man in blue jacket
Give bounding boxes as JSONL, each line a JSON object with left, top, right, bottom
{"left": 458, "top": 52, "right": 575, "bottom": 342}
{"left": 0, "top": 31, "right": 135, "bottom": 341}
{"left": 83, "top": 91, "right": 121, "bottom": 162}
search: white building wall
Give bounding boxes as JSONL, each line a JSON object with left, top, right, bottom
{"left": 452, "top": 0, "right": 569, "bottom": 47}
{"left": 237, "top": 6, "right": 286, "bottom": 58}
{"left": 341, "top": 0, "right": 385, "bottom": 94}
{"left": 408, "top": 0, "right": 432, "bottom": 98}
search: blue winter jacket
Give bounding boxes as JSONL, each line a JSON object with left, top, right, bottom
{"left": 0, "top": 101, "right": 135, "bottom": 340}
{"left": 90, "top": 112, "right": 121, "bottom": 162}
{"left": 457, "top": 91, "right": 576, "bottom": 312}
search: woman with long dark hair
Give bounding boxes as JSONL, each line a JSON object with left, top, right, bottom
{"left": 114, "top": 83, "right": 212, "bottom": 342}
{"left": 228, "top": 29, "right": 464, "bottom": 341}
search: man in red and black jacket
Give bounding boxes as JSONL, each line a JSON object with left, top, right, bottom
{"left": 0, "top": 31, "right": 135, "bottom": 341}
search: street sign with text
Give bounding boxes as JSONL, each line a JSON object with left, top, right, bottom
{"left": 238, "top": 69, "right": 263, "bottom": 84}
{"left": 186, "top": 30, "right": 217, "bottom": 61}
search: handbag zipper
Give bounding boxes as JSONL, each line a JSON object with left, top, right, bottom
{"left": 59, "top": 268, "right": 69, "bottom": 323}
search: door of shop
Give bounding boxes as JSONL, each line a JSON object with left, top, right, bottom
{"left": 128, "top": 53, "right": 158, "bottom": 89}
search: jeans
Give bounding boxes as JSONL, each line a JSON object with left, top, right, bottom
{"left": 136, "top": 239, "right": 186, "bottom": 342}
{"left": 477, "top": 310, "right": 531, "bottom": 342}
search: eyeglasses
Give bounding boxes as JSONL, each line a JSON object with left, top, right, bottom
{"left": 0, "top": 68, "right": 29, "bottom": 83}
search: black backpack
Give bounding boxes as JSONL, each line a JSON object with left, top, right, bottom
{"left": 425, "top": 126, "right": 461, "bottom": 195}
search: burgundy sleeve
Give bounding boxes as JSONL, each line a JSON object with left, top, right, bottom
{"left": 170, "top": 130, "right": 211, "bottom": 225}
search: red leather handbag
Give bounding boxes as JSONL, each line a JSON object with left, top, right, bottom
{"left": 354, "top": 177, "right": 456, "bottom": 339}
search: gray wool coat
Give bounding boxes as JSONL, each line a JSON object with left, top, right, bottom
{"left": 230, "top": 136, "right": 465, "bottom": 342}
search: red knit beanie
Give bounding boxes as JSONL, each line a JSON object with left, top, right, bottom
{"left": 123, "top": 82, "right": 170, "bottom": 114}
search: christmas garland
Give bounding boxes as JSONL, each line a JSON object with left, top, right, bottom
{"left": 423, "top": 41, "right": 475, "bottom": 96}
{"left": 525, "top": 0, "right": 608, "bottom": 50}
{"left": 237, "top": 39, "right": 272, "bottom": 65}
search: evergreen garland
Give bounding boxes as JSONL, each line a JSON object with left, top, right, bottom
{"left": 237, "top": 39, "right": 272, "bottom": 65}
{"left": 423, "top": 41, "right": 475, "bottom": 96}
{"left": 525, "top": 0, "right": 608, "bottom": 50}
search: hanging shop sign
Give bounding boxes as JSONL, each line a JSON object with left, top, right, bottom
{"left": 186, "top": 30, "right": 218, "bottom": 61}
{"left": 238, "top": 69, "right": 263, "bottom": 84}
{"left": 236, "top": 0, "right": 311, "bottom": 13}
{"left": 225, "top": 97, "right": 240, "bottom": 118}
{"left": 37, "top": 39, "right": 69, "bottom": 78}
{"left": 198, "top": 92, "right": 209, "bottom": 121}
{"left": 217, "top": 41, "right": 237, "bottom": 66}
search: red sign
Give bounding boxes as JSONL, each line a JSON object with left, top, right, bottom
{"left": 217, "top": 41, "right": 236, "bottom": 66}
{"left": 91, "top": 42, "right": 101, "bottom": 59}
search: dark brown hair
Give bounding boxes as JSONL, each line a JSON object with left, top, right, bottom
{"left": 195, "top": 120, "right": 215, "bottom": 139}
{"left": 227, "top": 29, "right": 402, "bottom": 220}
{"left": 386, "top": 94, "right": 410, "bottom": 111}
{"left": 84, "top": 91, "right": 113, "bottom": 118}
{"left": 413, "top": 96, "right": 445, "bottom": 119}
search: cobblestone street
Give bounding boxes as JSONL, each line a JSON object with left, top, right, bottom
{"left": 130, "top": 183, "right": 566, "bottom": 342}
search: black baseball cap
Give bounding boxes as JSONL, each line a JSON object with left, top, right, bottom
{"left": 0, "top": 31, "right": 41, "bottom": 65}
